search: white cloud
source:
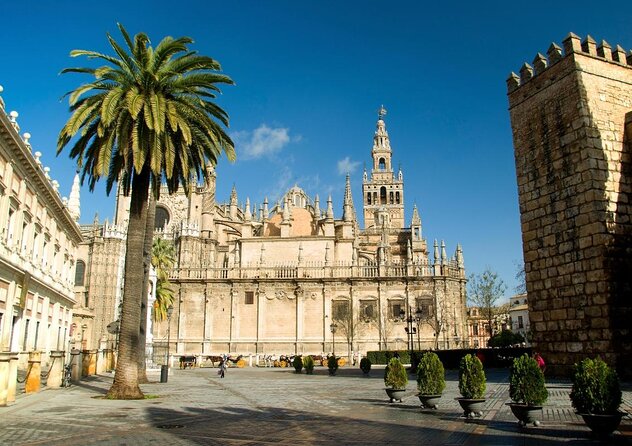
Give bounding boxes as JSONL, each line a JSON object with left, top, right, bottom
{"left": 233, "top": 124, "right": 291, "bottom": 160}
{"left": 337, "top": 156, "right": 361, "bottom": 175}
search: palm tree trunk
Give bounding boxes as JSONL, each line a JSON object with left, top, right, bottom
{"left": 137, "top": 195, "right": 156, "bottom": 384}
{"left": 107, "top": 168, "right": 150, "bottom": 399}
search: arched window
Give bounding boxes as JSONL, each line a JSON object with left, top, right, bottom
{"left": 389, "top": 191, "right": 394, "bottom": 204}
{"left": 366, "top": 192, "right": 371, "bottom": 204}
{"left": 74, "top": 260, "right": 86, "bottom": 286}
{"left": 395, "top": 191, "right": 400, "bottom": 204}
{"left": 380, "top": 187, "right": 387, "bottom": 204}
{"left": 154, "top": 206, "right": 170, "bottom": 230}
{"left": 378, "top": 158, "right": 386, "bottom": 170}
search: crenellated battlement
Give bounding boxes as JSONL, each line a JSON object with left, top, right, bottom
{"left": 507, "top": 32, "right": 632, "bottom": 93}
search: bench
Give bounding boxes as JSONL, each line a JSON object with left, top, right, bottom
{"left": 179, "top": 355, "right": 197, "bottom": 369}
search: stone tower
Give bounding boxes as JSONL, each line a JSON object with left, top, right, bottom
{"left": 362, "top": 106, "right": 405, "bottom": 229}
{"left": 507, "top": 33, "right": 632, "bottom": 376}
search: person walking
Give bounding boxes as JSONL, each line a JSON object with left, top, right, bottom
{"left": 219, "top": 358, "right": 227, "bottom": 378}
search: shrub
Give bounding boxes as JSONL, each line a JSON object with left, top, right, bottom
{"left": 327, "top": 355, "right": 339, "bottom": 375}
{"left": 488, "top": 330, "right": 525, "bottom": 348}
{"left": 303, "top": 355, "right": 315, "bottom": 374}
{"left": 570, "top": 357, "right": 622, "bottom": 415}
{"left": 459, "top": 354, "right": 486, "bottom": 399}
{"left": 416, "top": 352, "right": 445, "bottom": 395}
{"left": 293, "top": 355, "right": 303, "bottom": 373}
{"left": 360, "top": 357, "right": 372, "bottom": 374}
{"left": 509, "top": 354, "right": 548, "bottom": 406}
{"left": 384, "top": 357, "right": 408, "bottom": 390}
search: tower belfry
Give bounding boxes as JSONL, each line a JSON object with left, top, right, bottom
{"left": 362, "top": 106, "right": 405, "bottom": 229}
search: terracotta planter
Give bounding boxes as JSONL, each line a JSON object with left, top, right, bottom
{"left": 457, "top": 398, "right": 486, "bottom": 418}
{"left": 385, "top": 388, "right": 406, "bottom": 403}
{"left": 578, "top": 412, "right": 624, "bottom": 437}
{"left": 418, "top": 394, "right": 442, "bottom": 409}
{"left": 507, "top": 403, "right": 543, "bottom": 427}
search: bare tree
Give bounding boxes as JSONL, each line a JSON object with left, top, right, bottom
{"left": 513, "top": 260, "right": 526, "bottom": 294}
{"left": 468, "top": 268, "right": 507, "bottom": 338}
{"left": 418, "top": 297, "right": 449, "bottom": 350}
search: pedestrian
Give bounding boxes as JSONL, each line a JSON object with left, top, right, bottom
{"left": 533, "top": 352, "right": 545, "bottom": 372}
{"left": 218, "top": 358, "right": 226, "bottom": 378}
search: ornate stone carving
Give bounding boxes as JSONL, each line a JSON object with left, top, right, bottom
{"left": 275, "top": 290, "right": 287, "bottom": 300}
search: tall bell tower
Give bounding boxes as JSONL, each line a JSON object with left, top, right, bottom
{"left": 362, "top": 106, "right": 405, "bottom": 229}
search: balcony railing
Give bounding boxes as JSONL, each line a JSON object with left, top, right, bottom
{"left": 170, "top": 259, "right": 463, "bottom": 281}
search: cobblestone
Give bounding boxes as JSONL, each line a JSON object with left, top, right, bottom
{"left": 0, "top": 366, "right": 630, "bottom": 445}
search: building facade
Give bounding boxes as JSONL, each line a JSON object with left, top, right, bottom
{"left": 508, "top": 33, "right": 632, "bottom": 376}
{"left": 508, "top": 293, "right": 529, "bottom": 344}
{"left": 125, "top": 110, "right": 469, "bottom": 357}
{"left": 0, "top": 86, "right": 82, "bottom": 379}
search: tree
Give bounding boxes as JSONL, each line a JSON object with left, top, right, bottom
{"left": 58, "top": 24, "right": 235, "bottom": 398}
{"left": 514, "top": 260, "right": 526, "bottom": 294}
{"left": 152, "top": 237, "right": 176, "bottom": 321}
{"left": 468, "top": 268, "right": 507, "bottom": 339}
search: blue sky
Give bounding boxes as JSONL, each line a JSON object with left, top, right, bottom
{"left": 2, "top": 1, "right": 631, "bottom": 296}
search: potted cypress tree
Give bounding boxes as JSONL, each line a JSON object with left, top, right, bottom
{"left": 303, "top": 355, "right": 315, "bottom": 375}
{"left": 327, "top": 355, "right": 339, "bottom": 376}
{"left": 384, "top": 357, "right": 408, "bottom": 403}
{"left": 507, "top": 354, "right": 548, "bottom": 427}
{"left": 292, "top": 355, "right": 303, "bottom": 374}
{"left": 360, "top": 357, "right": 372, "bottom": 376}
{"left": 416, "top": 352, "right": 445, "bottom": 409}
{"left": 457, "top": 354, "right": 486, "bottom": 418}
{"left": 570, "top": 357, "right": 624, "bottom": 436}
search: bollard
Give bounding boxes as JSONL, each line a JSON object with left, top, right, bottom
{"left": 0, "top": 352, "right": 11, "bottom": 406}
{"left": 7, "top": 353, "right": 18, "bottom": 403}
{"left": 47, "top": 351, "right": 64, "bottom": 388}
{"left": 160, "top": 364, "right": 169, "bottom": 383}
{"left": 70, "top": 349, "right": 81, "bottom": 382}
{"left": 88, "top": 350, "right": 97, "bottom": 375}
{"left": 25, "top": 351, "right": 41, "bottom": 394}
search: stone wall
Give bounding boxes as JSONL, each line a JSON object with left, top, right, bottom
{"left": 507, "top": 33, "right": 632, "bottom": 376}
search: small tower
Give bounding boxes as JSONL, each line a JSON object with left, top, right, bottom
{"left": 362, "top": 106, "right": 405, "bottom": 229}
{"left": 229, "top": 185, "right": 238, "bottom": 220}
{"left": 341, "top": 174, "right": 355, "bottom": 238}
{"left": 68, "top": 172, "right": 81, "bottom": 222}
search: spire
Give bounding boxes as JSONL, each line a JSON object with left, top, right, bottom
{"left": 433, "top": 239, "right": 440, "bottom": 265}
{"left": 262, "top": 197, "right": 269, "bottom": 220}
{"left": 441, "top": 240, "right": 447, "bottom": 265}
{"left": 68, "top": 172, "right": 81, "bottom": 222}
{"left": 343, "top": 173, "right": 355, "bottom": 222}
{"left": 230, "top": 184, "right": 238, "bottom": 205}
{"left": 326, "top": 194, "right": 334, "bottom": 219}
{"left": 244, "top": 198, "right": 252, "bottom": 221}
{"left": 373, "top": 106, "right": 391, "bottom": 152}
{"left": 314, "top": 194, "right": 320, "bottom": 219}
{"left": 282, "top": 197, "right": 290, "bottom": 222}
{"left": 411, "top": 204, "right": 421, "bottom": 225}
{"left": 456, "top": 243, "right": 464, "bottom": 268}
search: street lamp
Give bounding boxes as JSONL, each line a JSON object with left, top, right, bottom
{"left": 400, "top": 306, "right": 417, "bottom": 368}
{"left": 161, "top": 304, "right": 174, "bottom": 383}
{"left": 414, "top": 308, "right": 423, "bottom": 351}
{"left": 330, "top": 322, "right": 338, "bottom": 357}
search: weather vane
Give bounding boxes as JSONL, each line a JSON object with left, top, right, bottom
{"left": 378, "top": 105, "right": 387, "bottom": 120}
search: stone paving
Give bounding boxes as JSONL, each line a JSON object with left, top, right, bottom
{"left": 1, "top": 365, "right": 631, "bottom": 445}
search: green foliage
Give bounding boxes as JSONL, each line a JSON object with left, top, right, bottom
{"left": 327, "top": 355, "right": 339, "bottom": 374}
{"left": 384, "top": 358, "right": 408, "bottom": 390}
{"left": 360, "top": 357, "right": 372, "bottom": 374}
{"left": 509, "top": 354, "right": 548, "bottom": 405}
{"left": 303, "top": 355, "right": 315, "bottom": 374}
{"left": 570, "top": 357, "right": 622, "bottom": 415}
{"left": 416, "top": 352, "right": 446, "bottom": 395}
{"left": 459, "top": 354, "right": 486, "bottom": 399}
{"left": 488, "top": 330, "right": 525, "bottom": 348}
{"left": 366, "top": 350, "right": 410, "bottom": 365}
{"left": 293, "top": 356, "right": 303, "bottom": 373}
{"left": 152, "top": 238, "right": 176, "bottom": 322}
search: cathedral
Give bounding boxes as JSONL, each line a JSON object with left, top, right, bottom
{"left": 79, "top": 109, "right": 468, "bottom": 358}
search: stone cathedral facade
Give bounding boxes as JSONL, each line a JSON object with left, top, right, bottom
{"left": 86, "top": 111, "right": 468, "bottom": 357}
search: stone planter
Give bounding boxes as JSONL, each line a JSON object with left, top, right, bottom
{"left": 418, "top": 394, "right": 442, "bottom": 409}
{"left": 578, "top": 412, "right": 624, "bottom": 437}
{"left": 385, "top": 388, "right": 406, "bottom": 403}
{"left": 457, "top": 398, "right": 486, "bottom": 418}
{"left": 507, "top": 403, "right": 543, "bottom": 427}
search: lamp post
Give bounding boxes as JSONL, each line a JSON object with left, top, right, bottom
{"left": 400, "top": 306, "right": 417, "bottom": 369}
{"left": 414, "top": 308, "right": 423, "bottom": 351}
{"left": 160, "top": 304, "right": 174, "bottom": 383}
{"left": 330, "top": 322, "right": 338, "bottom": 357}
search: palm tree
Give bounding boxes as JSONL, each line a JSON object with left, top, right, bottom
{"left": 152, "top": 237, "right": 176, "bottom": 322}
{"left": 58, "top": 24, "right": 235, "bottom": 399}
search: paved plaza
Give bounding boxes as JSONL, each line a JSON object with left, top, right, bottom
{"left": 1, "top": 365, "right": 631, "bottom": 445}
